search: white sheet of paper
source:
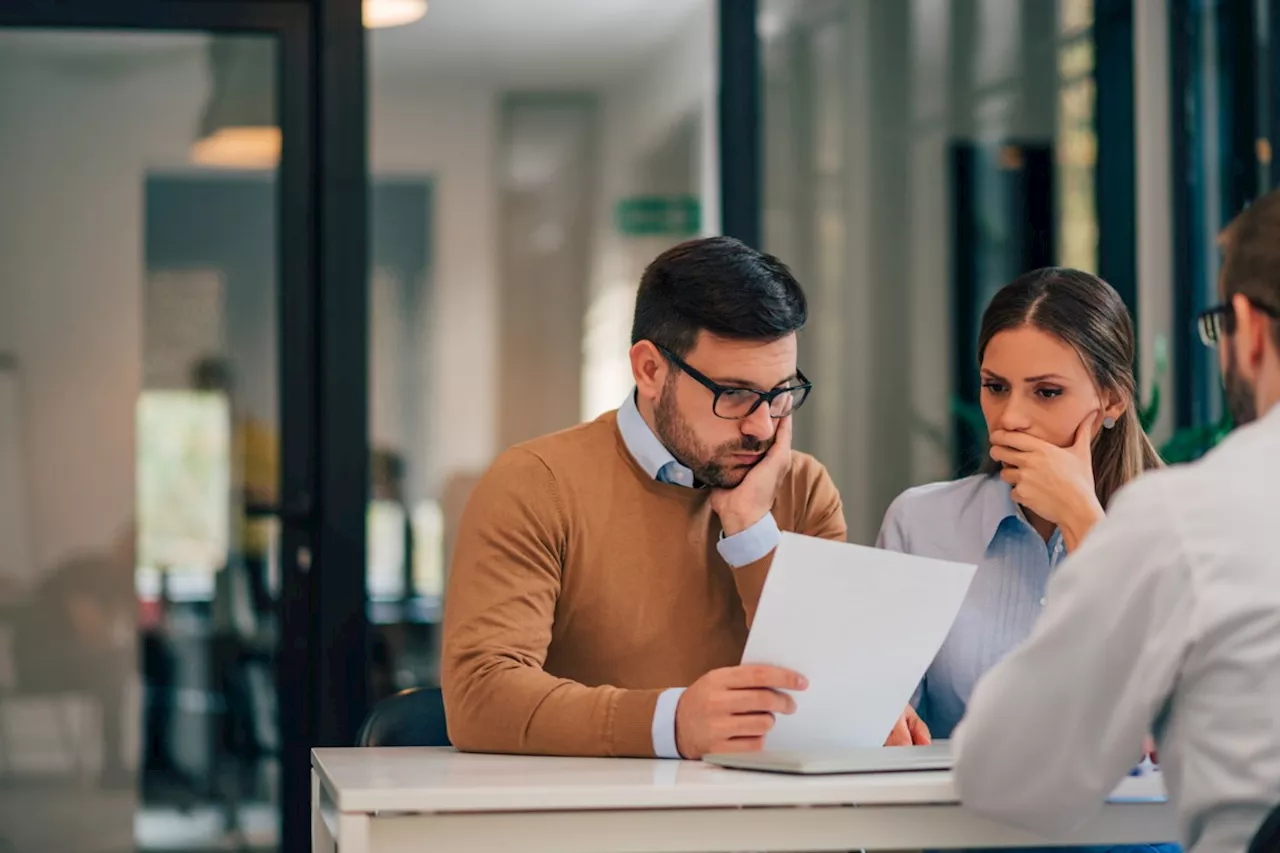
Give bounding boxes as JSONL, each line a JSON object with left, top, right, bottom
{"left": 742, "top": 532, "right": 977, "bottom": 750}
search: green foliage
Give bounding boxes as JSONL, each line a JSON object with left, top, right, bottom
{"left": 951, "top": 397, "right": 989, "bottom": 446}
{"left": 1137, "top": 335, "right": 1167, "bottom": 434}
{"left": 1156, "top": 411, "right": 1234, "bottom": 463}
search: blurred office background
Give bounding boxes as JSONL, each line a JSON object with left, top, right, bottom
{"left": 0, "top": 1, "right": 1274, "bottom": 851}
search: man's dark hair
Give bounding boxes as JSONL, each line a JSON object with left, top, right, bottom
{"left": 630, "top": 236, "right": 808, "bottom": 357}
{"left": 1220, "top": 187, "right": 1280, "bottom": 348}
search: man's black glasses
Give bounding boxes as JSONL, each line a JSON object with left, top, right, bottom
{"left": 655, "top": 344, "right": 812, "bottom": 420}
{"left": 1198, "top": 299, "right": 1280, "bottom": 347}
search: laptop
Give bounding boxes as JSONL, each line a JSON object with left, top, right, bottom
{"left": 703, "top": 741, "right": 952, "bottom": 776}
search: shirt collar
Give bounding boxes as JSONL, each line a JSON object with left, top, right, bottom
{"left": 616, "top": 391, "right": 697, "bottom": 488}
{"left": 977, "top": 472, "right": 1067, "bottom": 555}
{"left": 978, "top": 473, "right": 1024, "bottom": 548}
{"left": 1263, "top": 400, "right": 1280, "bottom": 428}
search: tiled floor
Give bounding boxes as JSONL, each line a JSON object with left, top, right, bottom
{"left": 0, "top": 786, "right": 275, "bottom": 853}
{"left": 0, "top": 785, "right": 134, "bottom": 853}
{"left": 137, "top": 803, "right": 276, "bottom": 851}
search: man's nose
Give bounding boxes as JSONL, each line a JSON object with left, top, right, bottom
{"left": 740, "top": 402, "right": 776, "bottom": 440}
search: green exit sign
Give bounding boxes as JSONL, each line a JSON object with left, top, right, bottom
{"left": 615, "top": 194, "right": 700, "bottom": 237}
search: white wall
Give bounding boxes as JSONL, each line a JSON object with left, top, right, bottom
{"left": 763, "top": 0, "right": 1062, "bottom": 543}
{"left": 370, "top": 2, "right": 714, "bottom": 458}
{"left": 582, "top": 1, "right": 716, "bottom": 420}
{"left": 905, "top": 0, "right": 956, "bottom": 497}
{"left": 0, "top": 40, "right": 210, "bottom": 853}
{"left": 0, "top": 44, "right": 502, "bottom": 842}
{"left": 370, "top": 3, "right": 718, "bottom": 463}
{"left": 0, "top": 46, "right": 207, "bottom": 581}
{"left": 1135, "top": 0, "right": 1176, "bottom": 445}
{"left": 370, "top": 85, "right": 499, "bottom": 485}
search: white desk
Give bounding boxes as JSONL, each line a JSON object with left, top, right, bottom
{"left": 311, "top": 747, "right": 1176, "bottom": 853}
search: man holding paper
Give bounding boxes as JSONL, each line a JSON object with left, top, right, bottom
{"left": 442, "top": 237, "right": 928, "bottom": 759}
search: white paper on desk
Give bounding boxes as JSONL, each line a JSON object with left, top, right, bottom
{"left": 743, "top": 532, "right": 976, "bottom": 751}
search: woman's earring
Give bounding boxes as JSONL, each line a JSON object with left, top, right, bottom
{"left": 1103, "top": 416, "right": 1117, "bottom": 430}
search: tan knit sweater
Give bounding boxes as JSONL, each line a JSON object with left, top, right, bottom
{"left": 441, "top": 410, "right": 846, "bottom": 757}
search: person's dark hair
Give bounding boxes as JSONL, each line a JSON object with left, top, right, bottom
{"left": 978, "top": 267, "right": 1162, "bottom": 509}
{"left": 1220, "top": 187, "right": 1280, "bottom": 349}
{"left": 630, "top": 236, "right": 808, "bottom": 357}
{"left": 190, "top": 355, "right": 233, "bottom": 393}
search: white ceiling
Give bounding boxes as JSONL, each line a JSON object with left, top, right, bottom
{"left": 370, "top": 0, "right": 706, "bottom": 88}
{"left": 0, "top": 1, "right": 706, "bottom": 89}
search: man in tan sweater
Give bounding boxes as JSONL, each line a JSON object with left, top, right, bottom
{"left": 443, "top": 237, "right": 928, "bottom": 759}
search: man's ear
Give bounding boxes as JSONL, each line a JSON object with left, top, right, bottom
{"left": 631, "top": 341, "right": 667, "bottom": 402}
{"left": 1231, "top": 293, "right": 1269, "bottom": 378}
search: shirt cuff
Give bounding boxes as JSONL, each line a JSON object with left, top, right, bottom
{"left": 717, "top": 512, "right": 781, "bottom": 568}
{"left": 651, "top": 687, "right": 686, "bottom": 759}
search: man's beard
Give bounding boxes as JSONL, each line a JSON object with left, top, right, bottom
{"left": 1224, "top": 344, "right": 1258, "bottom": 426}
{"left": 652, "top": 379, "right": 772, "bottom": 488}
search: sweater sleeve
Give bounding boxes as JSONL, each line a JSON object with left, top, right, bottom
{"left": 441, "top": 448, "right": 662, "bottom": 757}
{"left": 729, "top": 456, "right": 847, "bottom": 626}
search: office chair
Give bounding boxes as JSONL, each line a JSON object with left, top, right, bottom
{"left": 356, "top": 686, "right": 451, "bottom": 748}
{"left": 1249, "top": 801, "right": 1280, "bottom": 853}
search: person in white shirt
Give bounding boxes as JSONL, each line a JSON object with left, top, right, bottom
{"left": 952, "top": 188, "right": 1280, "bottom": 853}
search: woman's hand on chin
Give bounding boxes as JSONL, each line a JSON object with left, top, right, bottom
{"left": 989, "top": 416, "right": 1105, "bottom": 551}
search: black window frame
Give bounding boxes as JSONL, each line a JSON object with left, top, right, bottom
{"left": 0, "top": 4, "right": 369, "bottom": 852}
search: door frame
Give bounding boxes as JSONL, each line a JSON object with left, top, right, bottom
{"left": 718, "top": 0, "right": 761, "bottom": 247}
{"left": 1094, "top": 0, "right": 1138, "bottom": 316}
{"left": 0, "top": 3, "right": 369, "bottom": 852}
{"left": 1168, "top": 0, "right": 1259, "bottom": 430}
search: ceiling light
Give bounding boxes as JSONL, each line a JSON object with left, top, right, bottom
{"left": 192, "top": 38, "right": 279, "bottom": 169}
{"left": 364, "top": 0, "right": 427, "bottom": 28}
{"left": 191, "top": 0, "right": 425, "bottom": 170}
{"left": 191, "top": 127, "right": 281, "bottom": 169}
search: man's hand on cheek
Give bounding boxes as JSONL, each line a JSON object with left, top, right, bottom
{"left": 709, "top": 415, "right": 793, "bottom": 536}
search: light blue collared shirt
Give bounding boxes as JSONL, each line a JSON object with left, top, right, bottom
{"left": 876, "top": 473, "right": 1066, "bottom": 740}
{"left": 616, "top": 392, "right": 781, "bottom": 758}
{"left": 876, "top": 476, "right": 1179, "bottom": 853}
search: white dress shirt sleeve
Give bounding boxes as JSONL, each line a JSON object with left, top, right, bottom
{"left": 716, "top": 511, "right": 781, "bottom": 568}
{"left": 651, "top": 687, "right": 686, "bottom": 759}
{"left": 952, "top": 475, "right": 1194, "bottom": 838}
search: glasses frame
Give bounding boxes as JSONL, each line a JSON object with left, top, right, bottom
{"left": 1197, "top": 298, "right": 1280, "bottom": 347}
{"left": 654, "top": 343, "right": 812, "bottom": 420}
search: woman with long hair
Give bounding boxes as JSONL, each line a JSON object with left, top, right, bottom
{"left": 878, "top": 267, "right": 1172, "bottom": 853}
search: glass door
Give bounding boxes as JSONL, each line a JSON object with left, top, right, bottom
{"left": 0, "top": 5, "right": 354, "bottom": 850}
